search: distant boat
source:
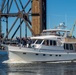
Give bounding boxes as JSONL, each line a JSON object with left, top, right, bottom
{"left": 7, "top": 24, "right": 76, "bottom": 63}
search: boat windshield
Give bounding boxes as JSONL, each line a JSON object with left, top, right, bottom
{"left": 31, "top": 39, "right": 36, "bottom": 44}
{"left": 35, "top": 39, "right": 43, "bottom": 44}
{"left": 31, "top": 39, "right": 43, "bottom": 44}
{"left": 56, "top": 31, "right": 65, "bottom": 36}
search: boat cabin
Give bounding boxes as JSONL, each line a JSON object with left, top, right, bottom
{"left": 31, "top": 36, "right": 76, "bottom": 52}
{"left": 30, "top": 28, "right": 76, "bottom": 52}
{"left": 41, "top": 29, "right": 70, "bottom": 37}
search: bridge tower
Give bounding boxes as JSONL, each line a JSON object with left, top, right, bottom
{"left": 32, "top": 0, "right": 46, "bottom": 35}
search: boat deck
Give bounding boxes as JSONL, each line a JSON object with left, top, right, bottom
{"left": 8, "top": 45, "right": 76, "bottom": 54}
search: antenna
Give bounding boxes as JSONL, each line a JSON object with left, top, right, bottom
{"left": 69, "top": 20, "right": 76, "bottom": 37}
{"left": 65, "top": 14, "right": 67, "bottom": 26}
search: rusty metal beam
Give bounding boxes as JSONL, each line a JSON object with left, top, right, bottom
{"left": 0, "top": 0, "right": 33, "bottom": 39}
{"left": 0, "top": 0, "right": 46, "bottom": 39}
{"left": 0, "top": 13, "right": 18, "bottom": 17}
{"left": 5, "top": 17, "right": 19, "bottom": 38}
{"left": 22, "top": 0, "right": 31, "bottom": 12}
{"left": 1, "top": 0, "right": 6, "bottom": 11}
{"left": 14, "top": 0, "right": 20, "bottom": 12}
{"left": 23, "top": 18, "right": 35, "bottom": 36}
{"left": 19, "top": 0, "right": 24, "bottom": 10}
{"left": 8, "top": 0, "right": 13, "bottom": 12}
{"left": 11, "top": 20, "right": 23, "bottom": 39}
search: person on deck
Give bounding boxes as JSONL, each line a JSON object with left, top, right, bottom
{"left": 16, "top": 36, "right": 20, "bottom": 46}
{"left": 27, "top": 37, "right": 32, "bottom": 48}
{"left": 21, "top": 37, "right": 27, "bottom": 47}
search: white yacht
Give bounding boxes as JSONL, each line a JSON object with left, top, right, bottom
{"left": 8, "top": 24, "right": 76, "bottom": 63}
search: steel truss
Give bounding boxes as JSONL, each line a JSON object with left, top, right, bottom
{"left": 0, "top": 0, "right": 46, "bottom": 39}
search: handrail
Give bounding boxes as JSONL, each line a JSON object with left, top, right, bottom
{"left": 38, "top": 40, "right": 44, "bottom": 52}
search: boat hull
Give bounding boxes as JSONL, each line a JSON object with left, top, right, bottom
{"left": 8, "top": 46, "right": 76, "bottom": 63}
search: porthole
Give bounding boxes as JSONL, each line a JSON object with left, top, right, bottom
{"left": 43, "top": 54, "right": 46, "bottom": 56}
{"left": 50, "top": 54, "right": 52, "bottom": 56}
{"left": 23, "top": 53, "right": 26, "bottom": 54}
{"left": 59, "top": 55, "right": 61, "bottom": 57}
{"left": 55, "top": 55, "right": 58, "bottom": 56}
{"left": 36, "top": 54, "right": 39, "bottom": 55}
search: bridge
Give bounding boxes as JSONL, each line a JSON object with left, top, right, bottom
{"left": 0, "top": 0, "right": 46, "bottom": 39}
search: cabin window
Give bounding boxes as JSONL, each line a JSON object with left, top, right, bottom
{"left": 50, "top": 40, "right": 52, "bottom": 45}
{"left": 47, "top": 40, "right": 49, "bottom": 45}
{"left": 66, "top": 44, "right": 69, "bottom": 50}
{"left": 64, "top": 43, "right": 73, "bottom": 50}
{"left": 36, "top": 39, "right": 42, "bottom": 44}
{"left": 64, "top": 43, "right": 69, "bottom": 50}
{"left": 74, "top": 44, "right": 76, "bottom": 51}
{"left": 32, "top": 39, "right": 36, "bottom": 44}
{"left": 64, "top": 44, "right": 66, "bottom": 49}
{"left": 69, "top": 44, "right": 73, "bottom": 50}
{"left": 43, "top": 40, "right": 56, "bottom": 46}
{"left": 50, "top": 40, "right": 56, "bottom": 46}
{"left": 43, "top": 40, "right": 45, "bottom": 45}
{"left": 53, "top": 40, "right": 56, "bottom": 46}
{"left": 43, "top": 40, "right": 49, "bottom": 45}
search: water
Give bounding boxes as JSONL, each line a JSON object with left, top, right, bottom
{"left": 0, "top": 62, "right": 76, "bottom": 75}
{"left": 0, "top": 55, "right": 76, "bottom": 75}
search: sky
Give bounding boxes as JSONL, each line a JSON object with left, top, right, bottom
{"left": 1, "top": 0, "right": 76, "bottom": 38}
{"left": 47, "top": 0, "right": 76, "bottom": 37}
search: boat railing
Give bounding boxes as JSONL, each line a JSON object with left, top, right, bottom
{"left": 41, "top": 32, "right": 58, "bottom": 36}
{"left": 31, "top": 40, "right": 44, "bottom": 51}
{"left": 37, "top": 40, "right": 44, "bottom": 51}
